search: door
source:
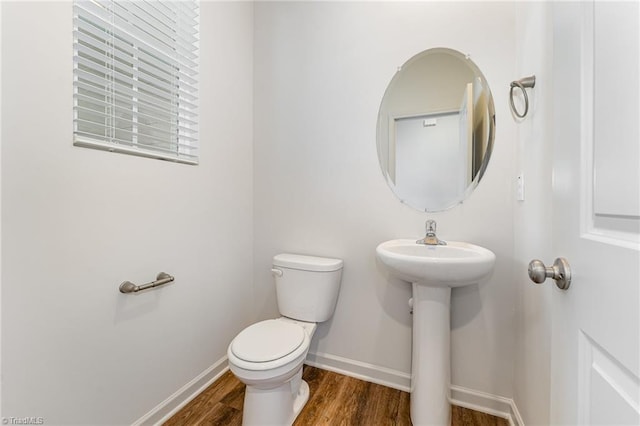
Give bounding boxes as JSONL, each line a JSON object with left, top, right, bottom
{"left": 551, "top": 2, "right": 640, "bottom": 424}
{"left": 459, "top": 82, "right": 473, "bottom": 188}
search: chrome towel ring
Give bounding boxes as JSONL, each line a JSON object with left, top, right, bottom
{"left": 509, "top": 75, "right": 536, "bottom": 118}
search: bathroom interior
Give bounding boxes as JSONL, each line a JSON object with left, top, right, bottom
{"left": 1, "top": 1, "right": 639, "bottom": 425}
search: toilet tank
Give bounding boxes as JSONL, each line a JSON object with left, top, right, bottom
{"left": 272, "top": 253, "right": 343, "bottom": 323}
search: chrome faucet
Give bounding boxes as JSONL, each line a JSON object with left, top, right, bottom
{"left": 416, "top": 219, "right": 447, "bottom": 245}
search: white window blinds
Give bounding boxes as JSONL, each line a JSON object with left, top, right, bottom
{"left": 73, "top": 0, "right": 199, "bottom": 164}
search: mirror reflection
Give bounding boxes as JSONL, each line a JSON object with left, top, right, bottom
{"left": 376, "top": 48, "right": 495, "bottom": 212}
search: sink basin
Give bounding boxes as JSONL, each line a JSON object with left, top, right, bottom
{"left": 376, "top": 239, "right": 496, "bottom": 287}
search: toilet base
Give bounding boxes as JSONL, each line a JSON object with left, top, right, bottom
{"left": 242, "top": 368, "right": 309, "bottom": 426}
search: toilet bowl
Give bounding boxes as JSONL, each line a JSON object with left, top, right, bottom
{"left": 228, "top": 318, "right": 316, "bottom": 386}
{"left": 228, "top": 318, "right": 317, "bottom": 425}
{"left": 227, "top": 253, "right": 343, "bottom": 426}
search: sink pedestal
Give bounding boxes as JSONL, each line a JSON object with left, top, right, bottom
{"left": 375, "top": 239, "right": 496, "bottom": 426}
{"left": 411, "top": 283, "right": 451, "bottom": 426}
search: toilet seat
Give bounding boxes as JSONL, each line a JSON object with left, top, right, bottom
{"left": 231, "top": 319, "right": 305, "bottom": 362}
{"left": 228, "top": 319, "right": 311, "bottom": 371}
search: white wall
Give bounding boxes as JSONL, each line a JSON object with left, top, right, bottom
{"left": 253, "top": 1, "right": 518, "bottom": 398}
{"left": 1, "top": 2, "right": 254, "bottom": 424}
{"left": 513, "top": 3, "right": 554, "bottom": 425}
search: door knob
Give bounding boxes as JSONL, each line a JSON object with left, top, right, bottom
{"left": 528, "top": 258, "right": 571, "bottom": 290}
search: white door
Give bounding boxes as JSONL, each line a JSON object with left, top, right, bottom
{"left": 550, "top": 1, "right": 640, "bottom": 424}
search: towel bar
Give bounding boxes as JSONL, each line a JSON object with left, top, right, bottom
{"left": 119, "top": 272, "right": 174, "bottom": 293}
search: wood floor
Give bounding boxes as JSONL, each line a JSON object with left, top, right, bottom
{"left": 164, "top": 366, "right": 509, "bottom": 426}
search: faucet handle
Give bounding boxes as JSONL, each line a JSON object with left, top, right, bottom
{"left": 425, "top": 219, "right": 436, "bottom": 233}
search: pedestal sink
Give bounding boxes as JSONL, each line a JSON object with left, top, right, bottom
{"left": 376, "top": 239, "right": 496, "bottom": 426}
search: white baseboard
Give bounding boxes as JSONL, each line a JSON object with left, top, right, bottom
{"left": 132, "top": 356, "right": 229, "bottom": 426}
{"left": 304, "top": 351, "right": 411, "bottom": 392}
{"left": 450, "top": 385, "right": 524, "bottom": 426}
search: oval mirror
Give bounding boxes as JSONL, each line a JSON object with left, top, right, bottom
{"left": 376, "top": 48, "right": 495, "bottom": 212}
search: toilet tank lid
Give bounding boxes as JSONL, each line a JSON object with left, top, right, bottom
{"left": 273, "top": 253, "right": 343, "bottom": 272}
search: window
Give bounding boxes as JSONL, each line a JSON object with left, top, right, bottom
{"left": 73, "top": 0, "right": 199, "bottom": 164}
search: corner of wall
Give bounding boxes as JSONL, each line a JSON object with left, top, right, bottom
{"left": 451, "top": 385, "right": 525, "bottom": 426}
{"left": 512, "top": 2, "right": 554, "bottom": 425}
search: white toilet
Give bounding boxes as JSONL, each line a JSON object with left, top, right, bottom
{"left": 227, "top": 253, "right": 343, "bottom": 426}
